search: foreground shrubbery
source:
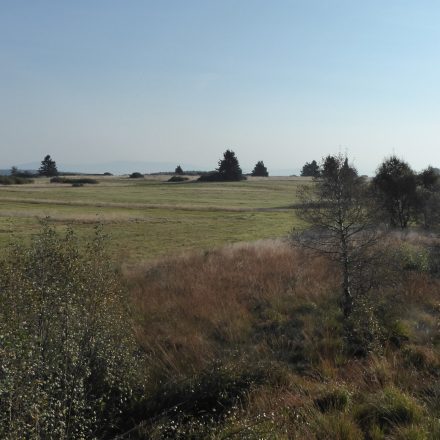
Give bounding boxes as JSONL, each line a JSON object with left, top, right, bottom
{"left": 0, "top": 225, "right": 140, "bottom": 439}
{"left": 2, "top": 226, "right": 440, "bottom": 438}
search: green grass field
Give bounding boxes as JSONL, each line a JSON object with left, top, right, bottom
{"left": 0, "top": 175, "right": 308, "bottom": 262}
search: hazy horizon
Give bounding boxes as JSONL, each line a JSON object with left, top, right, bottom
{"left": 1, "top": 1, "right": 440, "bottom": 175}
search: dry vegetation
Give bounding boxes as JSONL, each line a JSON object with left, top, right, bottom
{"left": 117, "top": 234, "right": 440, "bottom": 439}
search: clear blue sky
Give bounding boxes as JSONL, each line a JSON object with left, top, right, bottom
{"left": 1, "top": 1, "right": 439, "bottom": 174}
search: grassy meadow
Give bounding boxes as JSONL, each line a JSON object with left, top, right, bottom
{"left": 4, "top": 173, "right": 440, "bottom": 439}
{"left": 0, "top": 175, "right": 306, "bottom": 262}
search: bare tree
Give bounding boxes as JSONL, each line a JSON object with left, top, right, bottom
{"left": 292, "top": 154, "right": 378, "bottom": 318}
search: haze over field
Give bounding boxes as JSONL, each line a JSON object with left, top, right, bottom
{"left": 1, "top": 1, "right": 440, "bottom": 174}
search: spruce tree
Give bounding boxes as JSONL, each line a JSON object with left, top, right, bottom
{"left": 217, "top": 150, "right": 244, "bottom": 181}
{"left": 251, "top": 161, "right": 269, "bottom": 177}
{"left": 39, "top": 155, "right": 58, "bottom": 177}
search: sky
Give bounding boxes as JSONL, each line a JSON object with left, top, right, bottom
{"left": 1, "top": 0, "right": 440, "bottom": 175}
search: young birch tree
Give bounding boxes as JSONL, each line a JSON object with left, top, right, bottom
{"left": 293, "top": 155, "right": 377, "bottom": 318}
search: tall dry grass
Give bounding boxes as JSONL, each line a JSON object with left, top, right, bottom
{"left": 122, "top": 233, "right": 440, "bottom": 438}
{"left": 126, "top": 240, "right": 338, "bottom": 379}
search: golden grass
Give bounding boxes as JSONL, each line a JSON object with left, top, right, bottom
{"left": 124, "top": 234, "right": 440, "bottom": 437}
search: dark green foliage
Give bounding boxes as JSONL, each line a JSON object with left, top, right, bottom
{"left": 373, "top": 156, "right": 418, "bottom": 228}
{"left": 175, "top": 165, "right": 184, "bottom": 175}
{"left": 168, "top": 176, "right": 189, "bottom": 182}
{"left": 50, "top": 177, "right": 98, "bottom": 184}
{"left": 197, "top": 151, "right": 246, "bottom": 182}
{"left": 0, "top": 175, "right": 33, "bottom": 185}
{"left": 103, "top": 172, "right": 113, "bottom": 176}
{"left": 301, "top": 160, "right": 320, "bottom": 177}
{"left": 251, "top": 160, "right": 269, "bottom": 177}
{"left": 197, "top": 171, "right": 223, "bottom": 182}
{"left": 417, "top": 166, "right": 440, "bottom": 228}
{"left": 216, "top": 149, "right": 245, "bottom": 181}
{"left": 39, "top": 154, "right": 58, "bottom": 177}
{"left": 129, "top": 172, "right": 144, "bottom": 178}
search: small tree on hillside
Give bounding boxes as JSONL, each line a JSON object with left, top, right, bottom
{"left": 175, "top": 165, "right": 184, "bottom": 175}
{"left": 251, "top": 161, "right": 269, "bottom": 177}
{"left": 10, "top": 166, "right": 18, "bottom": 176}
{"left": 373, "top": 156, "right": 417, "bottom": 228}
{"left": 217, "top": 149, "right": 244, "bottom": 181}
{"left": 293, "top": 154, "right": 377, "bottom": 319}
{"left": 39, "top": 154, "right": 58, "bottom": 177}
{"left": 301, "top": 160, "right": 320, "bottom": 177}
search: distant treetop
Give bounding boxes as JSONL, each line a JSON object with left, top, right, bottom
{"left": 251, "top": 161, "right": 269, "bottom": 177}
{"left": 217, "top": 149, "right": 244, "bottom": 181}
{"left": 39, "top": 155, "right": 58, "bottom": 177}
{"left": 300, "top": 160, "right": 320, "bottom": 177}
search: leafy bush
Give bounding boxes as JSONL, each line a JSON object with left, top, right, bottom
{"left": 0, "top": 224, "right": 140, "bottom": 439}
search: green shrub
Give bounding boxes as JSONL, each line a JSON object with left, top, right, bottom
{"left": 0, "top": 224, "right": 139, "bottom": 439}
{"left": 354, "top": 387, "right": 423, "bottom": 434}
{"left": 129, "top": 172, "right": 143, "bottom": 178}
{"left": 345, "top": 296, "right": 384, "bottom": 357}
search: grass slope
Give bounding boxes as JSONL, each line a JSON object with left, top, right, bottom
{"left": 0, "top": 175, "right": 307, "bottom": 261}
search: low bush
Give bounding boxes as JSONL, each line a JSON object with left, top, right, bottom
{"left": 315, "top": 388, "right": 351, "bottom": 413}
{"left": 129, "top": 172, "right": 144, "bottom": 178}
{"left": 354, "top": 387, "right": 423, "bottom": 434}
{"left": 0, "top": 175, "right": 33, "bottom": 185}
{"left": 197, "top": 171, "right": 247, "bottom": 182}
{"left": 50, "top": 176, "right": 98, "bottom": 184}
{"left": 168, "top": 175, "right": 189, "bottom": 182}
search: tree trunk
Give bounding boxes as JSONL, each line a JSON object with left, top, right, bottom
{"left": 341, "top": 236, "right": 352, "bottom": 318}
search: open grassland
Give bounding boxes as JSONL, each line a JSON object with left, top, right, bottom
{"left": 0, "top": 175, "right": 307, "bottom": 262}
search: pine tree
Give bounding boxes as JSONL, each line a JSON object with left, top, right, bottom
{"left": 251, "top": 161, "right": 269, "bottom": 177}
{"left": 217, "top": 150, "right": 244, "bottom": 181}
{"left": 39, "top": 155, "right": 58, "bottom": 177}
{"left": 175, "top": 165, "right": 184, "bottom": 175}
